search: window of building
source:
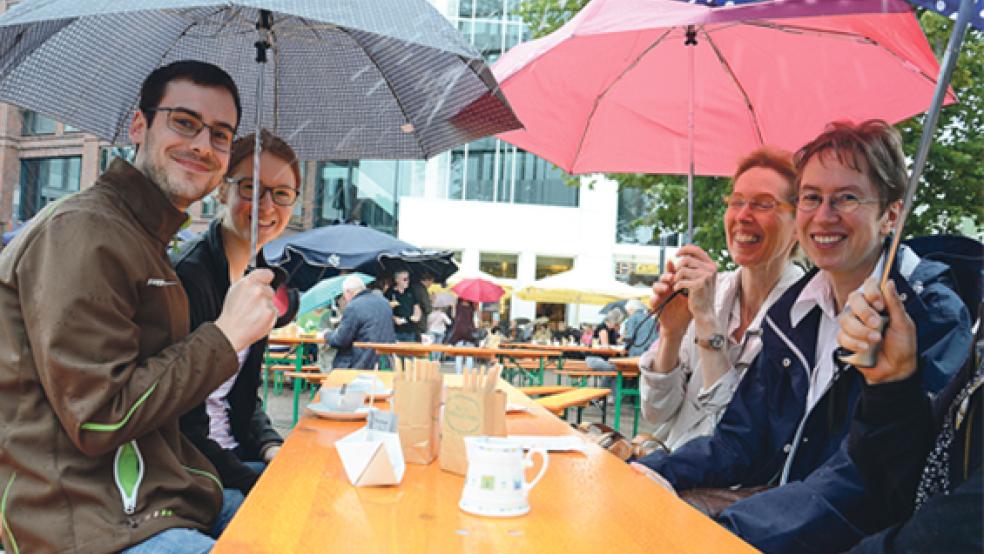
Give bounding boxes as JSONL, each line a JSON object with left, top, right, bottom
{"left": 479, "top": 252, "right": 518, "bottom": 279}
{"left": 99, "top": 146, "right": 135, "bottom": 172}
{"left": 535, "top": 255, "right": 573, "bottom": 280}
{"left": 22, "top": 110, "right": 57, "bottom": 136}
{"left": 312, "top": 159, "right": 422, "bottom": 236}
{"left": 18, "top": 156, "right": 81, "bottom": 220}
{"left": 616, "top": 186, "right": 657, "bottom": 245}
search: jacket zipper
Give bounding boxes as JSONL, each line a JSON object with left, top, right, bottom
{"left": 2, "top": 472, "right": 20, "bottom": 554}
{"left": 113, "top": 440, "right": 145, "bottom": 515}
{"left": 765, "top": 315, "right": 827, "bottom": 485}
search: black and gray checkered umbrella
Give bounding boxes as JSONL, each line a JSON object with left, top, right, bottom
{"left": 0, "top": 0, "right": 522, "bottom": 161}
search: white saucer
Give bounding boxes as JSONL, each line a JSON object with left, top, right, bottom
{"left": 306, "top": 403, "right": 371, "bottom": 420}
{"left": 459, "top": 498, "right": 531, "bottom": 518}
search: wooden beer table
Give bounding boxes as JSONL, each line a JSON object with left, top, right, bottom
{"left": 213, "top": 370, "right": 753, "bottom": 553}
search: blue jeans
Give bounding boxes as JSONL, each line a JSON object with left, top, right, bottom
{"left": 120, "top": 488, "right": 243, "bottom": 554}
{"left": 453, "top": 341, "right": 475, "bottom": 375}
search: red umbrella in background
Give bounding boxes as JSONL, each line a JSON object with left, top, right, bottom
{"left": 452, "top": 278, "right": 505, "bottom": 303}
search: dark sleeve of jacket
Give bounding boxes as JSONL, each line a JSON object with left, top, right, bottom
{"left": 635, "top": 352, "right": 777, "bottom": 490}
{"left": 847, "top": 467, "right": 982, "bottom": 554}
{"left": 716, "top": 276, "right": 972, "bottom": 553}
{"left": 847, "top": 374, "right": 934, "bottom": 524}
{"left": 175, "top": 257, "right": 262, "bottom": 494}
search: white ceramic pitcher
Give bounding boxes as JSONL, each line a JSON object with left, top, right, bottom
{"left": 459, "top": 436, "right": 549, "bottom": 517}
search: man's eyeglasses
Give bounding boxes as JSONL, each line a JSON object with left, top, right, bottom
{"left": 145, "top": 107, "right": 235, "bottom": 152}
{"left": 225, "top": 177, "right": 299, "bottom": 207}
{"left": 796, "top": 192, "right": 879, "bottom": 214}
{"left": 723, "top": 194, "right": 791, "bottom": 213}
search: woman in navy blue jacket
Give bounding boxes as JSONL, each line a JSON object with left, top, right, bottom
{"left": 633, "top": 121, "right": 972, "bottom": 551}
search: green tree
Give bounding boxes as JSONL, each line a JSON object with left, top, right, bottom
{"left": 517, "top": 2, "right": 983, "bottom": 267}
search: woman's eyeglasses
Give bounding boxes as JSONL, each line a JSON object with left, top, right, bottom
{"left": 225, "top": 177, "right": 298, "bottom": 206}
{"left": 723, "top": 194, "right": 791, "bottom": 213}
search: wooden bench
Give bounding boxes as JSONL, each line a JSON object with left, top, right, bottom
{"left": 536, "top": 387, "right": 611, "bottom": 422}
{"left": 518, "top": 385, "right": 576, "bottom": 397}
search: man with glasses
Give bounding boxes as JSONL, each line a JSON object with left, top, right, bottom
{"left": 632, "top": 120, "right": 971, "bottom": 551}
{"left": 0, "top": 61, "right": 279, "bottom": 553}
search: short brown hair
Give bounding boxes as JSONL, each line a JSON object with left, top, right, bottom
{"left": 794, "top": 120, "right": 906, "bottom": 211}
{"left": 224, "top": 129, "right": 301, "bottom": 190}
{"left": 733, "top": 146, "right": 796, "bottom": 200}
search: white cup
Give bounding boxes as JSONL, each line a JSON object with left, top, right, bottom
{"left": 459, "top": 436, "right": 549, "bottom": 517}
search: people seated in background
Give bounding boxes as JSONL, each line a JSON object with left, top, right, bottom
{"left": 594, "top": 309, "right": 624, "bottom": 346}
{"left": 622, "top": 299, "right": 659, "bottom": 356}
{"left": 632, "top": 120, "right": 971, "bottom": 549}
{"left": 326, "top": 275, "right": 396, "bottom": 369}
{"left": 531, "top": 318, "right": 552, "bottom": 343}
{"left": 638, "top": 146, "right": 804, "bottom": 452}
{"left": 386, "top": 269, "right": 422, "bottom": 341}
{"left": 580, "top": 323, "right": 594, "bottom": 346}
{"left": 173, "top": 130, "right": 299, "bottom": 496}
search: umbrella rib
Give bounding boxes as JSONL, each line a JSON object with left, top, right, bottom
{"left": 571, "top": 27, "right": 675, "bottom": 170}
{"left": 738, "top": 20, "right": 950, "bottom": 95}
{"left": 701, "top": 28, "right": 764, "bottom": 146}
{"left": 320, "top": 24, "right": 425, "bottom": 159}
{"left": 112, "top": 6, "right": 232, "bottom": 143}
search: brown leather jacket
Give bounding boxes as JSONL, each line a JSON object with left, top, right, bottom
{"left": 0, "top": 160, "right": 239, "bottom": 553}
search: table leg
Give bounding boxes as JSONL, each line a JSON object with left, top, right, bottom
{"left": 613, "top": 372, "right": 624, "bottom": 433}
{"left": 291, "top": 375, "right": 301, "bottom": 427}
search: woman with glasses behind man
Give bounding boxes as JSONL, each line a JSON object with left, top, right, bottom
{"left": 171, "top": 130, "right": 301, "bottom": 495}
{"left": 638, "top": 146, "right": 804, "bottom": 452}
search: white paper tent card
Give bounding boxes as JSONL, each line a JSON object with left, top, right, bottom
{"left": 336, "top": 427, "right": 405, "bottom": 486}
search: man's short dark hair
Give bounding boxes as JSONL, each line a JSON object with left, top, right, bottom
{"left": 138, "top": 60, "right": 242, "bottom": 130}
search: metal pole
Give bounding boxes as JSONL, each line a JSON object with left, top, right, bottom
{"left": 250, "top": 10, "right": 273, "bottom": 265}
{"left": 685, "top": 25, "right": 697, "bottom": 245}
{"left": 878, "top": 0, "right": 974, "bottom": 290}
{"left": 840, "top": 0, "right": 974, "bottom": 368}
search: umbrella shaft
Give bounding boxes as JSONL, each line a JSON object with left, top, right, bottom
{"left": 880, "top": 0, "right": 974, "bottom": 288}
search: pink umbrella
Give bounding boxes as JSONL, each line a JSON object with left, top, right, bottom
{"left": 492, "top": 0, "right": 954, "bottom": 238}
{"left": 452, "top": 278, "right": 506, "bottom": 303}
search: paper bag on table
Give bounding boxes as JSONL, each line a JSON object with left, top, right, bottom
{"left": 336, "top": 426, "right": 405, "bottom": 486}
{"left": 393, "top": 360, "right": 442, "bottom": 464}
{"left": 439, "top": 387, "right": 507, "bottom": 475}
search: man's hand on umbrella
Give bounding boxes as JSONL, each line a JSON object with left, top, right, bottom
{"left": 216, "top": 269, "right": 277, "bottom": 352}
{"left": 837, "top": 278, "right": 916, "bottom": 385}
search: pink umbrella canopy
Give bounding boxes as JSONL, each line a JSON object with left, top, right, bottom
{"left": 492, "top": 0, "right": 955, "bottom": 177}
{"left": 452, "top": 278, "right": 506, "bottom": 303}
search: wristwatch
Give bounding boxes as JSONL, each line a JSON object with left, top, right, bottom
{"left": 695, "top": 333, "right": 727, "bottom": 351}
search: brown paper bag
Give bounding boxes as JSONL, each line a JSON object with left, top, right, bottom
{"left": 393, "top": 376, "right": 441, "bottom": 465}
{"left": 439, "top": 387, "right": 507, "bottom": 475}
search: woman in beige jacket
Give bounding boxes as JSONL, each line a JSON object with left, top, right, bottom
{"left": 639, "top": 147, "right": 803, "bottom": 451}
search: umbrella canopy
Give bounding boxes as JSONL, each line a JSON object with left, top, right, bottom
{"left": 263, "top": 223, "right": 457, "bottom": 291}
{"left": 452, "top": 278, "right": 505, "bottom": 303}
{"left": 0, "top": 0, "right": 521, "bottom": 162}
{"left": 516, "top": 267, "right": 650, "bottom": 305}
{"left": 432, "top": 291, "right": 457, "bottom": 308}
{"left": 492, "top": 0, "right": 952, "bottom": 177}
{"left": 298, "top": 272, "right": 374, "bottom": 316}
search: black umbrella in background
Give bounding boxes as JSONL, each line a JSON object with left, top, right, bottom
{"left": 263, "top": 223, "right": 457, "bottom": 291}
